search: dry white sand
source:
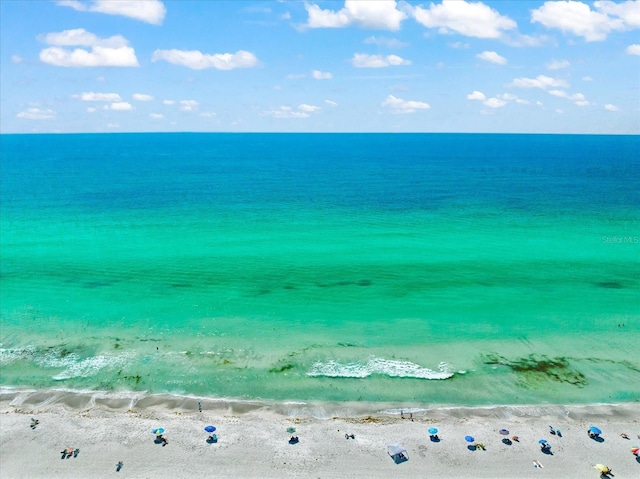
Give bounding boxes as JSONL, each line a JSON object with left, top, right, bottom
{"left": 1, "top": 390, "right": 638, "bottom": 479}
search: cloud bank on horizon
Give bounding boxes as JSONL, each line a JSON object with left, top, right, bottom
{"left": 1, "top": 0, "right": 639, "bottom": 133}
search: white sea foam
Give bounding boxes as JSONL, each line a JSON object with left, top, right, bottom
{"left": 0, "top": 345, "right": 38, "bottom": 364}
{"left": 306, "top": 357, "right": 454, "bottom": 380}
{"left": 49, "top": 353, "right": 132, "bottom": 380}
{"left": 0, "top": 346, "right": 132, "bottom": 380}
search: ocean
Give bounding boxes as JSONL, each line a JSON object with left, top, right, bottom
{"left": 1, "top": 133, "right": 638, "bottom": 410}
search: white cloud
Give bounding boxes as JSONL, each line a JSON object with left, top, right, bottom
{"left": 351, "top": 53, "right": 411, "bottom": 68}
{"left": 179, "top": 100, "right": 199, "bottom": 112}
{"left": 510, "top": 75, "right": 569, "bottom": 89}
{"left": 304, "top": 0, "right": 407, "bottom": 30}
{"left": 471, "top": 92, "right": 529, "bottom": 107}
{"left": 410, "top": 0, "right": 517, "bottom": 39}
{"left": 57, "top": 0, "right": 166, "bottom": 25}
{"left": 627, "top": 44, "right": 640, "bottom": 55}
{"left": 75, "top": 92, "right": 122, "bottom": 102}
{"left": 107, "top": 122, "right": 120, "bottom": 128}
{"left": 582, "top": 76, "right": 593, "bottom": 81}
{"left": 163, "top": 100, "right": 175, "bottom": 105}
{"left": 546, "top": 59, "right": 570, "bottom": 70}
{"left": 41, "top": 28, "right": 128, "bottom": 48}
{"left": 381, "top": 94, "right": 430, "bottom": 114}
{"left": 449, "top": 41, "right": 470, "bottom": 49}
{"left": 548, "top": 89, "right": 569, "bottom": 98}
{"left": 467, "top": 90, "right": 486, "bottom": 101}
{"left": 604, "top": 104, "right": 619, "bottom": 111}
{"left": 11, "top": 55, "right": 23, "bottom": 63}
{"left": 324, "top": 100, "right": 338, "bottom": 107}
{"left": 39, "top": 28, "right": 138, "bottom": 67}
{"left": 104, "top": 102, "right": 133, "bottom": 111}
{"left": 40, "top": 46, "right": 138, "bottom": 67}
{"left": 86, "top": 107, "right": 97, "bottom": 113}
{"left": 498, "top": 93, "right": 529, "bottom": 104}
{"left": 298, "top": 104, "right": 321, "bottom": 112}
{"left": 133, "top": 93, "right": 153, "bottom": 101}
{"left": 263, "top": 106, "right": 310, "bottom": 119}
{"left": 312, "top": 70, "right": 332, "bottom": 79}
{"left": 199, "top": 112, "right": 216, "bottom": 118}
{"left": 16, "top": 108, "right": 56, "bottom": 120}
{"left": 548, "top": 90, "right": 590, "bottom": 105}
{"left": 152, "top": 49, "right": 259, "bottom": 70}
{"left": 572, "top": 93, "right": 589, "bottom": 106}
{"left": 595, "top": 0, "right": 640, "bottom": 27}
{"left": 363, "top": 36, "right": 408, "bottom": 48}
{"left": 150, "top": 113, "right": 164, "bottom": 119}
{"left": 476, "top": 51, "right": 507, "bottom": 65}
{"left": 531, "top": 0, "right": 640, "bottom": 42}
{"left": 484, "top": 98, "right": 507, "bottom": 108}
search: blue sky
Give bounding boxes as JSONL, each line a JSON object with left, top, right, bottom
{"left": 1, "top": 0, "right": 639, "bottom": 133}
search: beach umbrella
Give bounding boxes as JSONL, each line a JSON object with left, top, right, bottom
{"left": 589, "top": 426, "right": 602, "bottom": 435}
{"left": 499, "top": 429, "right": 509, "bottom": 435}
{"left": 538, "top": 439, "right": 547, "bottom": 445}
{"left": 593, "top": 464, "right": 610, "bottom": 473}
{"left": 631, "top": 447, "right": 639, "bottom": 454}
{"left": 464, "top": 436, "right": 475, "bottom": 443}
{"left": 152, "top": 428, "right": 165, "bottom": 436}
{"left": 428, "top": 428, "right": 438, "bottom": 435}
{"left": 286, "top": 427, "right": 296, "bottom": 434}
{"left": 204, "top": 425, "right": 216, "bottom": 433}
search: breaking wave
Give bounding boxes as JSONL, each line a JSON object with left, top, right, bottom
{"left": 307, "top": 357, "right": 454, "bottom": 380}
{"left": 0, "top": 346, "right": 132, "bottom": 380}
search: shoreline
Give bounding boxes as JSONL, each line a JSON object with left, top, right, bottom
{"left": 2, "top": 386, "right": 639, "bottom": 419}
{"left": 1, "top": 387, "right": 639, "bottom": 478}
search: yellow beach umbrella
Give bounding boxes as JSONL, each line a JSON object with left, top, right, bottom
{"left": 593, "top": 464, "right": 610, "bottom": 473}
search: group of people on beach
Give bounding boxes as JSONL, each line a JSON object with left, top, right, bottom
{"left": 60, "top": 447, "right": 80, "bottom": 459}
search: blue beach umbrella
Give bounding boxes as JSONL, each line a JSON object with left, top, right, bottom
{"left": 589, "top": 426, "right": 602, "bottom": 435}
{"left": 204, "top": 425, "right": 216, "bottom": 433}
{"left": 538, "top": 439, "right": 547, "bottom": 444}
{"left": 428, "top": 428, "right": 438, "bottom": 435}
{"left": 465, "top": 435, "right": 475, "bottom": 443}
{"left": 152, "top": 428, "right": 165, "bottom": 436}
{"left": 499, "top": 429, "right": 509, "bottom": 435}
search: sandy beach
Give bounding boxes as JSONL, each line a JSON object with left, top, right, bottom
{"left": 1, "top": 389, "right": 638, "bottom": 479}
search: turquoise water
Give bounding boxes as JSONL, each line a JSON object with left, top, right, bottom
{"left": 1, "top": 133, "right": 638, "bottom": 406}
